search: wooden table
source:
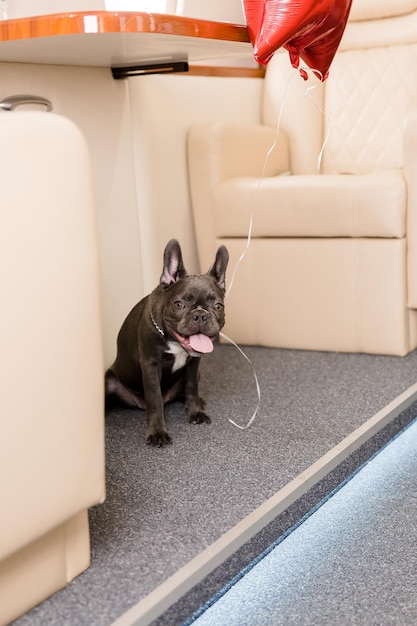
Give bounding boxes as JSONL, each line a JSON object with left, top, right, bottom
{"left": 0, "top": 12, "right": 253, "bottom": 69}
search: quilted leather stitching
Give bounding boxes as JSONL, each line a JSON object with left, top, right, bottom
{"left": 322, "top": 45, "right": 417, "bottom": 174}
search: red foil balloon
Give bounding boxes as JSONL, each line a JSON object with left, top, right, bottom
{"left": 243, "top": 0, "right": 353, "bottom": 80}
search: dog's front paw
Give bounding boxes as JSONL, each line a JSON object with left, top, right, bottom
{"left": 146, "top": 428, "right": 172, "bottom": 447}
{"left": 189, "top": 411, "right": 211, "bottom": 425}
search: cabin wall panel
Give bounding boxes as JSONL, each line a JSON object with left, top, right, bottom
{"left": 128, "top": 73, "right": 263, "bottom": 293}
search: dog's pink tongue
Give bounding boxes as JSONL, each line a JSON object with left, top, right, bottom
{"left": 189, "top": 333, "right": 213, "bottom": 353}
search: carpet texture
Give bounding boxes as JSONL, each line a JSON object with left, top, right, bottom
{"left": 12, "top": 346, "right": 417, "bottom": 626}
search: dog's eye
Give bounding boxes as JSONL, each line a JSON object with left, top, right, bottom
{"left": 214, "top": 302, "right": 223, "bottom": 311}
{"left": 174, "top": 301, "right": 185, "bottom": 309}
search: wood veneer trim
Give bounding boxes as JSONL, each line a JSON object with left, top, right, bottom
{"left": 185, "top": 65, "right": 265, "bottom": 78}
{"left": 0, "top": 11, "right": 250, "bottom": 44}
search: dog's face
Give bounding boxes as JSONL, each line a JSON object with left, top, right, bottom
{"left": 155, "top": 239, "right": 229, "bottom": 356}
{"left": 162, "top": 274, "right": 226, "bottom": 355}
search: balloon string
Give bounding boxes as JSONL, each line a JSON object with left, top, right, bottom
{"left": 226, "top": 64, "right": 331, "bottom": 300}
{"left": 220, "top": 332, "right": 261, "bottom": 430}
{"left": 225, "top": 68, "right": 295, "bottom": 300}
{"left": 299, "top": 64, "right": 332, "bottom": 173}
{"left": 223, "top": 69, "right": 296, "bottom": 431}
{"left": 222, "top": 64, "right": 331, "bottom": 431}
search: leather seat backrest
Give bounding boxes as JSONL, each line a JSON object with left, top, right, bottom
{"left": 322, "top": 43, "right": 417, "bottom": 175}
{"left": 349, "top": 0, "right": 417, "bottom": 21}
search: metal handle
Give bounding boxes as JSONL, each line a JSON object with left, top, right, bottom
{"left": 0, "top": 94, "right": 53, "bottom": 112}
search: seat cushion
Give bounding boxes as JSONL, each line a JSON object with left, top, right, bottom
{"left": 213, "top": 169, "right": 406, "bottom": 238}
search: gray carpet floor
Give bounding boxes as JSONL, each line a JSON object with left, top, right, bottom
{"left": 186, "top": 417, "right": 417, "bottom": 626}
{"left": 12, "top": 345, "right": 417, "bottom": 626}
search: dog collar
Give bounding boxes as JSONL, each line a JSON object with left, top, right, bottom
{"left": 150, "top": 309, "right": 165, "bottom": 337}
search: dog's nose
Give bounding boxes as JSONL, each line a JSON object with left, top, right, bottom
{"left": 192, "top": 309, "right": 208, "bottom": 325}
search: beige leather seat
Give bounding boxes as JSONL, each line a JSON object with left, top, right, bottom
{"left": 0, "top": 109, "right": 105, "bottom": 625}
{"left": 187, "top": 0, "right": 417, "bottom": 355}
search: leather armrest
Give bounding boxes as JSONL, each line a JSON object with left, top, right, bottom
{"left": 188, "top": 121, "right": 290, "bottom": 184}
{"left": 187, "top": 121, "right": 290, "bottom": 268}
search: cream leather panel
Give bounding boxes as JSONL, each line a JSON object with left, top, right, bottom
{"left": 0, "top": 512, "right": 89, "bottom": 626}
{"left": 176, "top": 0, "right": 245, "bottom": 22}
{"left": 404, "top": 111, "right": 417, "bottom": 307}
{"left": 341, "top": 8, "right": 417, "bottom": 51}
{"left": 349, "top": 0, "right": 417, "bottom": 21}
{"left": 7, "top": 0, "right": 105, "bottom": 18}
{"left": 190, "top": 122, "right": 289, "bottom": 183}
{"left": 223, "top": 238, "right": 413, "bottom": 355}
{"left": 323, "top": 45, "right": 417, "bottom": 175}
{"left": 213, "top": 170, "right": 406, "bottom": 238}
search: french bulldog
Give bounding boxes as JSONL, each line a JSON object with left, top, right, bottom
{"left": 105, "top": 238, "right": 229, "bottom": 447}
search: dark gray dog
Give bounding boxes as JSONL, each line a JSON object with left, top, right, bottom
{"left": 105, "top": 239, "right": 229, "bottom": 446}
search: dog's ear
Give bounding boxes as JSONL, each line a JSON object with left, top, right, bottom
{"left": 160, "top": 239, "right": 187, "bottom": 288}
{"left": 207, "top": 245, "right": 229, "bottom": 292}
